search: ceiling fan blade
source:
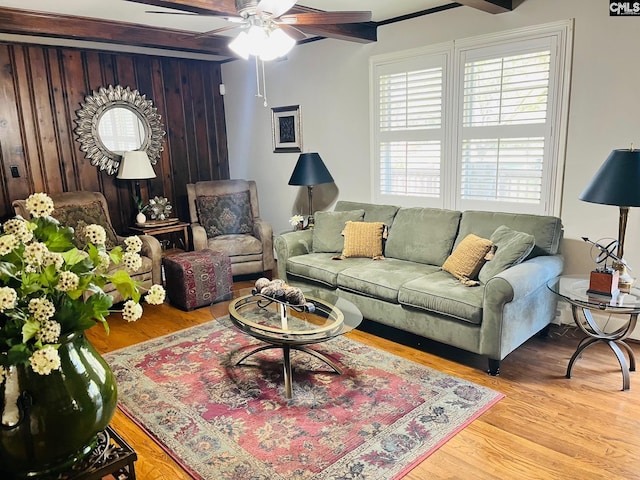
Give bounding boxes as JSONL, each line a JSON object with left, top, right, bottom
{"left": 278, "top": 24, "right": 306, "bottom": 42}
{"left": 279, "top": 11, "right": 372, "bottom": 25}
{"left": 145, "top": 10, "right": 225, "bottom": 17}
{"left": 191, "top": 24, "right": 241, "bottom": 39}
{"left": 256, "top": 0, "right": 297, "bottom": 18}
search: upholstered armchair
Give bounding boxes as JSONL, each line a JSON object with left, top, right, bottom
{"left": 12, "top": 191, "right": 162, "bottom": 304}
{"left": 186, "top": 180, "right": 275, "bottom": 277}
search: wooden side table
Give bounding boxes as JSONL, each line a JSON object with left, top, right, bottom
{"left": 129, "top": 221, "right": 190, "bottom": 253}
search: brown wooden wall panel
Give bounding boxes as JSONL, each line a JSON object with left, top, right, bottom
{"left": 0, "top": 45, "right": 32, "bottom": 208}
{"left": 0, "top": 41, "right": 228, "bottom": 234}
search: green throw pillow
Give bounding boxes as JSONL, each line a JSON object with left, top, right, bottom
{"left": 478, "top": 225, "right": 535, "bottom": 283}
{"left": 52, "top": 201, "right": 119, "bottom": 249}
{"left": 196, "top": 191, "right": 254, "bottom": 238}
{"left": 312, "top": 210, "right": 365, "bottom": 253}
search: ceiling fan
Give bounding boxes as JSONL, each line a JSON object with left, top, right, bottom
{"left": 148, "top": 0, "right": 372, "bottom": 61}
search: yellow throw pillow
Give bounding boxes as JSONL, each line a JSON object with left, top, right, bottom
{"left": 442, "top": 234, "right": 494, "bottom": 286}
{"left": 339, "top": 221, "right": 386, "bottom": 259}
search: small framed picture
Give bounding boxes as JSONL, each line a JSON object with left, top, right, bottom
{"left": 271, "top": 105, "right": 302, "bottom": 153}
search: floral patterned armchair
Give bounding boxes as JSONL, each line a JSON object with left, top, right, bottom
{"left": 12, "top": 191, "right": 162, "bottom": 303}
{"left": 186, "top": 180, "right": 275, "bottom": 277}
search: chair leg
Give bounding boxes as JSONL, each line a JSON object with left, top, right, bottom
{"left": 263, "top": 269, "right": 273, "bottom": 280}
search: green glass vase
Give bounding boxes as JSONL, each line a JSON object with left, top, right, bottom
{"left": 0, "top": 332, "right": 117, "bottom": 478}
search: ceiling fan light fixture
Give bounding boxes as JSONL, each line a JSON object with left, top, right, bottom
{"left": 229, "top": 30, "right": 252, "bottom": 59}
{"left": 259, "top": 28, "right": 295, "bottom": 61}
{"left": 230, "top": 23, "right": 294, "bottom": 61}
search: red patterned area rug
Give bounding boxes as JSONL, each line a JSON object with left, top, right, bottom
{"left": 105, "top": 319, "right": 504, "bottom": 480}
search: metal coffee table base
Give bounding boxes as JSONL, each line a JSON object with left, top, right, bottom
{"left": 235, "top": 344, "right": 342, "bottom": 399}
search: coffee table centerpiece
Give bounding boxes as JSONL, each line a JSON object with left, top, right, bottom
{"left": 225, "top": 279, "right": 363, "bottom": 398}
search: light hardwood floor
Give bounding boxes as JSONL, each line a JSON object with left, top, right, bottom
{"left": 87, "top": 279, "right": 640, "bottom": 480}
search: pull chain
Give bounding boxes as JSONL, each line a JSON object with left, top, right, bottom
{"left": 261, "top": 59, "right": 268, "bottom": 107}
{"left": 254, "top": 57, "right": 268, "bottom": 107}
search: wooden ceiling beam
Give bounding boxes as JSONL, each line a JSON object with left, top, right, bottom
{"left": 456, "top": 0, "right": 525, "bottom": 14}
{"left": 0, "top": 8, "right": 233, "bottom": 57}
{"left": 295, "top": 23, "right": 377, "bottom": 44}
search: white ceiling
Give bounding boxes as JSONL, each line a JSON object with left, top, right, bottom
{"left": 0, "top": 0, "right": 452, "bottom": 35}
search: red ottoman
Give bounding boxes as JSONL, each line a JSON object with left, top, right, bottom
{"left": 163, "top": 249, "right": 233, "bottom": 311}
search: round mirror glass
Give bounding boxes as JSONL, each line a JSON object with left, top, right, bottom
{"left": 98, "top": 107, "right": 146, "bottom": 152}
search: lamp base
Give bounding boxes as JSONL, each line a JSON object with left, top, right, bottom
{"left": 613, "top": 261, "right": 634, "bottom": 293}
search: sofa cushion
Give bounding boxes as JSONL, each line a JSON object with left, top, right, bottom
{"left": 442, "top": 234, "right": 494, "bottom": 284}
{"left": 398, "top": 271, "right": 485, "bottom": 325}
{"left": 52, "top": 201, "right": 119, "bottom": 249}
{"left": 478, "top": 225, "right": 536, "bottom": 283}
{"left": 384, "top": 208, "right": 461, "bottom": 266}
{"left": 337, "top": 258, "right": 439, "bottom": 303}
{"left": 287, "top": 253, "right": 372, "bottom": 287}
{"left": 196, "top": 191, "right": 253, "bottom": 237}
{"left": 313, "top": 209, "right": 365, "bottom": 253}
{"left": 334, "top": 201, "right": 399, "bottom": 227}
{"left": 456, "top": 211, "right": 562, "bottom": 258}
{"left": 341, "top": 221, "right": 385, "bottom": 258}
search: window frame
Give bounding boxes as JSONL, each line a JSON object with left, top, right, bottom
{"left": 370, "top": 20, "right": 573, "bottom": 216}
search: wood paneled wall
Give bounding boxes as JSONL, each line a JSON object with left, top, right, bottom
{"left": 0, "top": 42, "right": 229, "bottom": 232}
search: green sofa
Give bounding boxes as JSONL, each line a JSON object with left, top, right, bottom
{"left": 274, "top": 201, "right": 564, "bottom": 374}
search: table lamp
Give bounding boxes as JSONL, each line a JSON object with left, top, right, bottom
{"left": 117, "top": 150, "right": 156, "bottom": 202}
{"left": 579, "top": 147, "right": 640, "bottom": 292}
{"left": 288, "top": 152, "right": 334, "bottom": 224}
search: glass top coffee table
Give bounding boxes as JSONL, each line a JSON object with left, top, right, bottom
{"left": 224, "top": 288, "right": 363, "bottom": 399}
{"left": 548, "top": 275, "right": 640, "bottom": 390}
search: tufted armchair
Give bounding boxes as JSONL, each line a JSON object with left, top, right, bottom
{"left": 186, "top": 180, "right": 275, "bottom": 277}
{"left": 12, "top": 191, "right": 163, "bottom": 304}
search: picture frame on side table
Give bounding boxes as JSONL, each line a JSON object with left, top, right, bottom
{"left": 272, "top": 105, "right": 302, "bottom": 153}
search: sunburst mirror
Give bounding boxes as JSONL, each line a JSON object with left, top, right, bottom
{"left": 74, "top": 85, "right": 165, "bottom": 175}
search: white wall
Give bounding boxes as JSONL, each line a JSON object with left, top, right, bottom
{"left": 222, "top": 0, "right": 640, "bottom": 279}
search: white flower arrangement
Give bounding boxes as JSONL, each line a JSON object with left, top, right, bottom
{"left": 289, "top": 215, "right": 304, "bottom": 227}
{"left": 0, "top": 193, "right": 166, "bottom": 378}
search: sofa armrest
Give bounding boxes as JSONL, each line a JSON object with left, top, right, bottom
{"left": 485, "top": 255, "right": 564, "bottom": 303}
{"left": 138, "top": 234, "right": 163, "bottom": 285}
{"left": 481, "top": 255, "right": 564, "bottom": 360}
{"left": 191, "top": 223, "right": 208, "bottom": 250}
{"left": 274, "top": 230, "right": 314, "bottom": 282}
{"left": 253, "top": 218, "right": 275, "bottom": 271}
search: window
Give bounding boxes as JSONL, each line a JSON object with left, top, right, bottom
{"left": 371, "top": 21, "right": 573, "bottom": 215}
{"left": 373, "top": 50, "right": 448, "bottom": 208}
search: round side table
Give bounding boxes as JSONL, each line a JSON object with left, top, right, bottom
{"left": 548, "top": 275, "right": 640, "bottom": 390}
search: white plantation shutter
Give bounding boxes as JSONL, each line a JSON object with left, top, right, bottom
{"left": 371, "top": 21, "right": 572, "bottom": 215}
{"left": 373, "top": 52, "right": 447, "bottom": 206}
{"left": 379, "top": 68, "right": 443, "bottom": 132}
{"left": 463, "top": 51, "right": 551, "bottom": 127}
{"left": 460, "top": 137, "right": 544, "bottom": 203}
{"left": 380, "top": 141, "right": 441, "bottom": 197}
{"left": 457, "top": 41, "right": 556, "bottom": 212}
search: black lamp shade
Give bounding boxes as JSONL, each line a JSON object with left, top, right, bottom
{"left": 579, "top": 149, "right": 640, "bottom": 207}
{"left": 288, "top": 153, "right": 334, "bottom": 186}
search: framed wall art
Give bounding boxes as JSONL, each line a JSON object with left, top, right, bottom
{"left": 271, "top": 105, "right": 302, "bottom": 153}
